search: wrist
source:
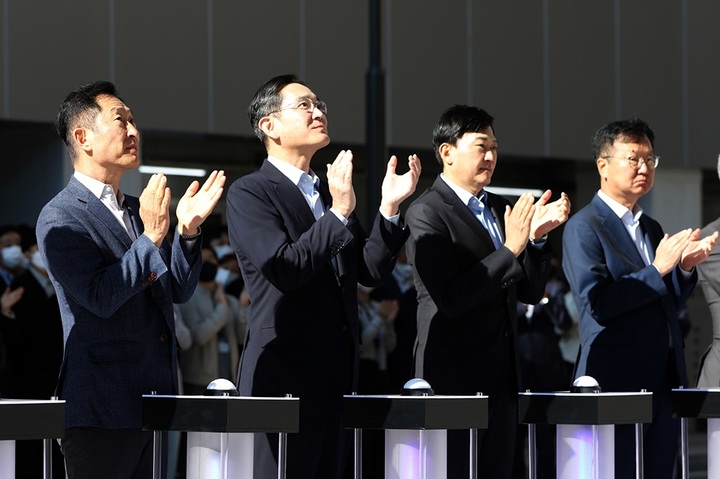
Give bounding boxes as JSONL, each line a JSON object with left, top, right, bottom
{"left": 529, "top": 234, "right": 548, "bottom": 245}
{"left": 178, "top": 225, "right": 202, "bottom": 240}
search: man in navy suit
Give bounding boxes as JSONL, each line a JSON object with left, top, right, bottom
{"left": 406, "top": 105, "right": 570, "bottom": 478}
{"left": 36, "top": 81, "right": 225, "bottom": 478}
{"left": 562, "top": 118, "right": 717, "bottom": 478}
{"left": 226, "top": 74, "right": 420, "bottom": 478}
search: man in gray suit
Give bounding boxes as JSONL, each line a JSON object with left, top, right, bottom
{"left": 697, "top": 157, "right": 720, "bottom": 388}
{"left": 36, "top": 81, "right": 225, "bottom": 478}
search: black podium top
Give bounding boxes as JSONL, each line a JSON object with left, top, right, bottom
{"left": 518, "top": 391, "right": 652, "bottom": 425}
{"left": 142, "top": 395, "right": 299, "bottom": 433}
{"left": 0, "top": 398, "right": 65, "bottom": 440}
{"left": 672, "top": 388, "right": 720, "bottom": 419}
{"left": 343, "top": 394, "right": 488, "bottom": 430}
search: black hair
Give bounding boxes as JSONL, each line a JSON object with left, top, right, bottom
{"left": 591, "top": 118, "right": 655, "bottom": 159}
{"left": 432, "top": 105, "right": 494, "bottom": 165}
{"left": 55, "top": 81, "right": 121, "bottom": 161}
{"left": 247, "top": 74, "right": 307, "bottom": 147}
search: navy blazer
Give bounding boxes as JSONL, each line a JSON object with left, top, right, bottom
{"left": 36, "top": 177, "right": 202, "bottom": 428}
{"left": 562, "top": 194, "right": 692, "bottom": 392}
{"left": 226, "top": 160, "right": 408, "bottom": 414}
{"left": 407, "top": 176, "right": 553, "bottom": 395}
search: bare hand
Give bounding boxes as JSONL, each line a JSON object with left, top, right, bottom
{"left": 176, "top": 170, "right": 226, "bottom": 236}
{"left": 214, "top": 285, "right": 228, "bottom": 306}
{"left": 327, "top": 150, "right": 356, "bottom": 218}
{"left": 653, "top": 229, "right": 692, "bottom": 276}
{"left": 140, "top": 173, "right": 172, "bottom": 246}
{"left": 530, "top": 191, "right": 571, "bottom": 239}
{"left": 503, "top": 192, "right": 536, "bottom": 256}
{"left": 379, "top": 154, "right": 422, "bottom": 218}
{"left": 681, "top": 229, "right": 718, "bottom": 271}
{"left": 1, "top": 286, "right": 24, "bottom": 317}
{"left": 378, "top": 299, "right": 399, "bottom": 322}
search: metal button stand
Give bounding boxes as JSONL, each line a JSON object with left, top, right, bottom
{"left": 344, "top": 393, "right": 488, "bottom": 479}
{"left": 0, "top": 396, "right": 65, "bottom": 479}
{"left": 518, "top": 390, "right": 652, "bottom": 479}
{"left": 142, "top": 393, "right": 299, "bottom": 479}
{"left": 672, "top": 387, "right": 720, "bottom": 479}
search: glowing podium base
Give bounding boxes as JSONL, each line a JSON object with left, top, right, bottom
{"left": 344, "top": 394, "right": 488, "bottom": 479}
{"left": 671, "top": 388, "right": 720, "bottom": 479}
{"left": 518, "top": 391, "right": 652, "bottom": 479}
{"left": 0, "top": 398, "right": 65, "bottom": 479}
{"left": 142, "top": 394, "right": 299, "bottom": 479}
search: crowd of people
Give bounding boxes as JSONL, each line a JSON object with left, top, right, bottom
{"left": 1, "top": 76, "right": 719, "bottom": 479}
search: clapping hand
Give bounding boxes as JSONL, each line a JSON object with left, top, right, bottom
{"left": 176, "top": 170, "right": 226, "bottom": 236}
{"left": 379, "top": 154, "right": 422, "bottom": 218}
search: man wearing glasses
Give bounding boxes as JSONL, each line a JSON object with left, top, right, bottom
{"left": 562, "top": 118, "right": 717, "bottom": 478}
{"left": 226, "top": 74, "right": 420, "bottom": 478}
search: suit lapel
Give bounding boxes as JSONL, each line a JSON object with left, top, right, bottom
{"left": 260, "top": 161, "right": 316, "bottom": 231}
{"left": 69, "top": 178, "right": 135, "bottom": 249}
{"left": 593, "top": 195, "right": 647, "bottom": 268}
{"left": 433, "top": 178, "right": 497, "bottom": 252}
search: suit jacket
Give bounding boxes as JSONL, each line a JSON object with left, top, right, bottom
{"left": 696, "top": 217, "right": 720, "bottom": 387}
{"left": 226, "top": 160, "right": 408, "bottom": 414}
{"left": 406, "top": 176, "right": 552, "bottom": 395}
{"left": 36, "top": 176, "right": 202, "bottom": 428}
{"left": 562, "top": 194, "right": 692, "bottom": 393}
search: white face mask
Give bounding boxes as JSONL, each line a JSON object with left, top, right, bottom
{"left": 31, "top": 250, "right": 46, "bottom": 272}
{"left": 2, "top": 245, "right": 25, "bottom": 269}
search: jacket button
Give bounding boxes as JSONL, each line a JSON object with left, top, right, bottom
{"left": 160, "top": 333, "right": 168, "bottom": 342}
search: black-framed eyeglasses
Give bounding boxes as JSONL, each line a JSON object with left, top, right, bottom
{"left": 601, "top": 155, "right": 660, "bottom": 170}
{"left": 269, "top": 98, "right": 328, "bottom": 116}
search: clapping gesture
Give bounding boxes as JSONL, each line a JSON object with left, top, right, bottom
{"left": 530, "top": 190, "right": 571, "bottom": 240}
{"left": 380, "top": 154, "right": 422, "bottom": 218}
{"left": 176, "top": 170, "right": 226, "bottom": 236}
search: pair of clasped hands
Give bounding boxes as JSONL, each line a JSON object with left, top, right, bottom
{"left": 653, "top": 228, "right": 718, "bottom": 276}
{"left": 494, "top": 190, "right": 572, "bottom": 257}
{"left": 139, "top": 170, "right": 227, "bottom": 247}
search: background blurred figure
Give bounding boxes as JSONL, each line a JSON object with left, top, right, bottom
{"left": 357, "top": 284, "right": 398, "bottom": 394}
{"left": 696, "top": 157, "right": 720, "bottom": 387}
{"left": 514, "top": 269, "right": 571, "bottom": 479}
{"left": 179, "top": 261, "right": 243, "bottom": 395}
{"left": 370, "top": 245, "right": 418, "bottom": 391}
{"left": 7, "top": 240, "right": 65, "bottom": 478}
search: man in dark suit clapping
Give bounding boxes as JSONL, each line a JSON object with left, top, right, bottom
{"left": 226, "top": 74, "right": 420, "bottom": 478}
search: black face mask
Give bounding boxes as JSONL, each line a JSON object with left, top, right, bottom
{"left": 199, "top": 262, "right": 218, "bottom": 282}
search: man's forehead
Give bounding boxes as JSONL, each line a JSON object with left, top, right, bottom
{"left": 463, "top": 129, "right": 496, "bottom": 142}
{"left": 97, "top": 94, "right": 130, "bottom": 113}
{"left": 280, "top": 83, "right": 316, "bottom": 100}
{"left": 612, "top": 138, "right": 652, "bottom": 152}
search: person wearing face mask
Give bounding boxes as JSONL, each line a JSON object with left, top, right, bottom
{"left": 0, "top": 226, "right": 28, "bottom": 285}
{"left": 0, "top": 225, "right": 25, "bottom": 398}
{"left": 7, "top": 242, "right": 65, "bottom": 478}
{"left": 178, "top": 260, "right": 243, "bottom": 394}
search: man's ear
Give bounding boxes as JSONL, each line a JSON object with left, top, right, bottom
{"left": 259, "top": 116, "right": 279, "bottom": 142}
{"left": 439, "top": 143, "right": 453, "bottom": 166}
{"left": 596, "top": 157, "right": 608, "bottom": 180}
{"left": 73, "top": 127, "right": 93, "bottom": 153}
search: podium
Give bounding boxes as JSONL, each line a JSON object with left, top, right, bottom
{"left": 518, "top": 391, "right": 652, "bottom": 479}
{"left": 142, "top": 394, "right": 299, "bottom": 479}
{"left": 0, "top": 398, "right": 65, "bottom": 478}
{"left": 343, "top": 394, "right": 488, "bottom": 479}
{"left": 672, "top": 388, "right": 720, "bottom": 479}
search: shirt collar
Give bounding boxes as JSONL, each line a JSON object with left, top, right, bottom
{"left": 73, "top": 171, "right": 125, "bottom": 208}
{"left": 440, "top": 173, "right": 486, "bottom": 206}
{"left": 597, "top": 190, "right": 643, "bottom": 225}
{"left": 267, "top": 156, "right": 319, "bottom": 189}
